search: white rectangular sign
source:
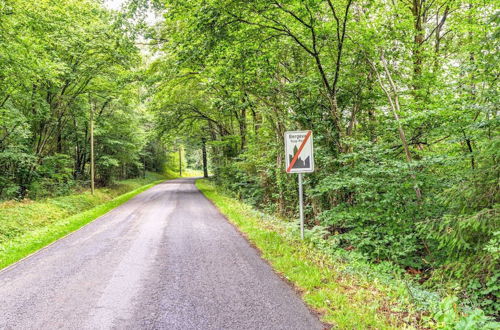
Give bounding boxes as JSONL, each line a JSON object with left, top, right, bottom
{"left": 284, "top": 130, "right": 314, "bottom": 173}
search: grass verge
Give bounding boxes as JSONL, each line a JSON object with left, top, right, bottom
{"left": 0, "top": 171, "right": 173, "bottom": 270}
{"left": 196, "top": 179, "right": 500, "bottom": 329}
{"left": 196, "top": 178, "right": 425, "bottom": 329}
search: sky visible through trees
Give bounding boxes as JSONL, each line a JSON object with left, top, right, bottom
{"left": 104, "top": 0, "right": 124, "bottom": 10}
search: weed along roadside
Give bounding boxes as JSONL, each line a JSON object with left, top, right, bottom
{"left": 195, "top": 179, "right": 411, "bottom": 328}
{"left": 0, "top": 172, "right": 176, "bottom": 270}
{"left": 195, "top": 178, "right": 498, "bottom": 329}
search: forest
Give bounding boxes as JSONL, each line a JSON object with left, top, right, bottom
{"left": 1, "top": 0, "right": 498, "bottom": 323}
{"left": 0, "top": 0, "right": 170, "bottom": 200}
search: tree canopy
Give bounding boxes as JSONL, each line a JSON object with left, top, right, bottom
{"left": 0, "top": 0, "right": 167, "bottom": 198}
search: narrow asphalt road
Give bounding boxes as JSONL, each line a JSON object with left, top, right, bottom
{"left": 0, "top": 178, "right": 323, "bottom": 330}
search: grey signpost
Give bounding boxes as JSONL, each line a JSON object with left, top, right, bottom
{"left": 284, "top": 131, "right": 314, "bottom": 239}
{"left": 298, "top": 172, "right": 304, "bottom": 239}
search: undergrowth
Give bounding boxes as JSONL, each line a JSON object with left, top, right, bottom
{"left": 196, "top": 179, "right": 499, "bottom": 329}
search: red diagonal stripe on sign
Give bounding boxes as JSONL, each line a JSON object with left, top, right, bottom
{"left": 287, "top": 130, "right": 312, "bottom": 173}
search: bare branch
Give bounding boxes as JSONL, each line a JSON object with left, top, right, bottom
{"left": 227, "top": 11, "right": 316, "bottom": 56}
{"left": 331, "top": 0, "right": 353, "bottom": 93}
{"left": 272, "top": 1, "right": 312, "bottom": 29}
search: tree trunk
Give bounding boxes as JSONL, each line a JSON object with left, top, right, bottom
{"left": 90, "top": 104, "right": 95, "bottom": 195}
{"left": 239, "top": 107, "right": 247, "bottom": 151}
{"left": 411, "top": 0, "right": 424, "bottom": 93}
{"left": 202, "top": 137, "right": 208, "bottom": 178}
{"left": 370, "top": 55, "right": 422, "bottom": 200}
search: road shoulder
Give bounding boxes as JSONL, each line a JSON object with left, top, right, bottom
{"left": 195, "top": 178, "right": 423, "bottom": 329}
{"left": 0, "top": 177, "right": 167, "bottom": 271}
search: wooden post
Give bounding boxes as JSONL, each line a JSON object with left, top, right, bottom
{"left": 90, "top": 104, "right": 95, "bottom": 195}
{"left": 178, "top": 146, "right": 182, "bottom": 177}
{"left": 202, "top": 138, "right": 208, "bottom": 178}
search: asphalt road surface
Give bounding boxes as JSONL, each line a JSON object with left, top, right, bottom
{"left": 0, "top": 178, "right": 324, "bottom": 330}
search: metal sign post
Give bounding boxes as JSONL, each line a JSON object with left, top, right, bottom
{"left": 284, "top": 130, "right": 314, "bottom": 239}
{"left": 298, "top": 173, "right": 304, "bottom": 239}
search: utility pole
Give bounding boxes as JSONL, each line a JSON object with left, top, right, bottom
{"left": 202, "top": 137, "right": 208, "bottom": 178}
{"left": 178, "top": 146, "right": 182, "bottom": 177}
{"left": 90, "top": 102, "right": 95, "bottom": 195}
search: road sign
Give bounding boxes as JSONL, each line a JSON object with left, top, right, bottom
{"left": 285, "top": 131, "right": 314, "bottom": 173}
{"left": 284, "top": 130, "right": 314, "bottom": 240}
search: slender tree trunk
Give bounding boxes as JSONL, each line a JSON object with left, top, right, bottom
{"left": 369, "top": 56, "right": 422, "bottom": 200}
{"left": 411, "top": 0, "right": 424, "bottom": 92}
{"left": 239, "top": 107, "right": 247, "bottom": 151}
{"left": 90, "top": 104, "right": 95, "bottom": 195}
{"left": 178, "top": 146, "right": 182, "bottom": 177}
{"left": 56, "top": 114, "right": 63, "bottom": 153}
{"left": 433, "top": 6, "right": 449, "bottom": 72}
{"left": 202, "top": 137, "right": 208, "bottom": 178}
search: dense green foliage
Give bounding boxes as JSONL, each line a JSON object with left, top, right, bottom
{"left": 198, "top": 178, "right": 498, "bottom": 328}
{"left": 1, "top": 0, "right": 498, "bottom": 322}
{"left": 147, "top": 0, "right": 499, "bottom": 317}
{"left": 0, "top": 0, "right": 166, "bottom": 200}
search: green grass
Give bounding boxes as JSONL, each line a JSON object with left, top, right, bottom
{"left": 196, "top": 178, "right": 422, "bottom": 329}
{"left": 182, "top": 168, "right": 205, "bottom": 177}
{"left": 0, "top": 171, "right": 173, "bottom": 270}
{"left": 164, "top": 167, "right": 204, "bottom": 178}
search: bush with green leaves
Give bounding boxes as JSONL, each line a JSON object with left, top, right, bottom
{"left": 311, "top": 142, "right": 448, "bottom": 269}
